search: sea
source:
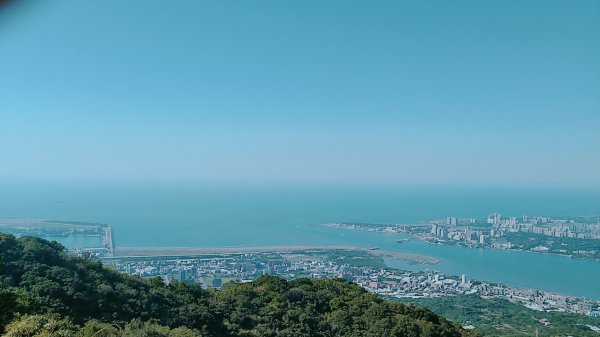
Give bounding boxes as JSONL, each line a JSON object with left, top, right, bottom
{"left": 1, "top": 183, "right": 599, "bottom": 299}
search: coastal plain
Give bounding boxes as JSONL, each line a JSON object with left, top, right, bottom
{"left": 114, "top": 245, "right": 440, "bottom": 264}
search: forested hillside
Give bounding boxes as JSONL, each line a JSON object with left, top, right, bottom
{"left": 0, "top": 234, "right": 469, "bottom": 337}
{"left": 405, "top": 295, "right": 600, "bottom": 337}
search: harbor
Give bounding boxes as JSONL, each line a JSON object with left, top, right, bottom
{"left": 0, "top": 219, "right": 114, "bottom": 258}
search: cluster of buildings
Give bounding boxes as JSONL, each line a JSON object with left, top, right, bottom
{"left": 430, "top": 223, "right": 486, "bottom": 244}
{"left": 105, "top": 252, "right": 294, "bottom": 287}
{"left": 476, "top": 283, "right": 600, "bottom": 317}
{"left": 364, "top": 268, "right": 600, "bottom": 317}
{"left": 102, "top": 249, "right": 600, "bottom": 317}
{"left": 422, "top": 214, "right": 600, "bottom": 250}
{"left": 485, "top": 213, "right": 600, "bottom": 239}
{"left": 103, "top": 251, "right": 379, "bottom": 288}
{"left": 0, "top": 219, "right": 115, "bottom": 258}
{"left": 360, "top": 269, "right": 478, "bottom": 298}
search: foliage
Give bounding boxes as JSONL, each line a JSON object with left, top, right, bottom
{"left": 2, "top": 315, "right": 201, "bottom": 337}
{"left": 503, "top": 232, "right": 600, "bottom": 259}
{"left": 0, "top": 234, "right": 470, "bottom": 337}
{"left": 314, "top": 250, "right": 387, "bottom": 269}
{"left": 3, "top": 314, "right": 77, "bottom": 337}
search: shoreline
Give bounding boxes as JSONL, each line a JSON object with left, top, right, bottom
{"left": 115, "top": 245, "right": 362, "bottom": 257}
{"left": 112, "top": 245, "right": 439, "bottom": 264}
{"left": 325, "top": 223, "right": 600, "bottom": 263}
{"left": 371, "top": 250, "right": 440, "bottom": 264}
{"left": 415, "top": 235, "right": 600, "bottom": 263}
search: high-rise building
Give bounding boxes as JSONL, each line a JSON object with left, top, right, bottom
{"left": 431, "top": 224, "right": 438, "bottom": 235}
{"left": 465, "top": 228, "right": 473, "bottom": 242}
{"left": 439, "top": 228, "right": 447, "bottom": 238}
{"left": 487, "top": 213, "right": 501, "bottom": 225}
{"left": 178, "top": 269, "right": 187, "bottom": 282}
{"left": 446, "top": 217, "right": 457, "bottom": 226}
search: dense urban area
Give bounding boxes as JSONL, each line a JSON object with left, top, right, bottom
{"left": 99, "top": 248, "right": 600, "bottom": 323}
{"left": 326, "top": 213, "right": 600, "bottom": 260}
{"left": 0, "top": 233, "right": 472, "bottom": 337}
{"left": 2, "top": 217, "right": 600, "bottom": 336}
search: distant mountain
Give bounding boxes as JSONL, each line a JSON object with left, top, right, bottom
{"left": 0, "top": 233, "right": 471, "bottom": 337}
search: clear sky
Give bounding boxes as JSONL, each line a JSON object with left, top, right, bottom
{"left": 1, "top": 0, "right": 599, "bottom": 186}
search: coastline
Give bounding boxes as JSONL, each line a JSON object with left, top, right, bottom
{"left": 115, "top": 245, "right": 362, "bottom": 257}
{"left": 415, "top": 235, "right": 600, "bottom": 262}
{"left": 370, "top": 250, "right": 440, "bottom": 264}
{"left": 113, "top": 245, "right": 439, "bottom": 265}
{"left": 324, "top": 222, "right": 600, "bottom": 262}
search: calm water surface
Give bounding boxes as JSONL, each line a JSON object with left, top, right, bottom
{"left": 1, "top": 184, "right": 599, "bottom": 299}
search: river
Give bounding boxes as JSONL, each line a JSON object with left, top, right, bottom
{"left": 1, "top": 183, "right": 599, "bottom": 298}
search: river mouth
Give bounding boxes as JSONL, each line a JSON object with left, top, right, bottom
{"left": 2, "top": 185, "right": 599, "bottom": 299}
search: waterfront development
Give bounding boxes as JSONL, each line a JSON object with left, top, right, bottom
{"left": 2, "top": 211, "right": 600, "bottom": 335}
{"left": 1, "top": 187, "right": 599, "bottom": 300}
{"left": 3, "top": 217, "right": 598, "bottom": 320}
{"left": 422, "top": 214, "right": 600, "bottom": 261}
{"left": 1, "top": 209, "right": 600, "bottom": 298}
{"left": 0, "top": 219, "right": 115, "bottom": 257}
{"left": 100, "top": 248, "right": 600, "bottom": 320}
{"left": 3, "top": 1, "right": 599, "bottom": 335}
{"left": 324, "top": 213, "right": 600, "bottom": 260}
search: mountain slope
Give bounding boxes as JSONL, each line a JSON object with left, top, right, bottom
{"left": 0, "top": 234, "right": 470, "bottom": 337}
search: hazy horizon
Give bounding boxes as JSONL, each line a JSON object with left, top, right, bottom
{"left": 1, "top": 0, "right": 599, "bottom": 186}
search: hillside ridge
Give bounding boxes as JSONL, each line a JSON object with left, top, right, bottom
{"left": 0, "top": 234, "right": 470, "bottom": 337}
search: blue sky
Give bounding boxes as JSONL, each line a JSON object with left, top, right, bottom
{"left": 1, "top": 0, "right": 599, "bottom": 186}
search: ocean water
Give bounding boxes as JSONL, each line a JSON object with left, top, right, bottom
{"left": 1, "top": 183, "right": 599, "bottom": 298}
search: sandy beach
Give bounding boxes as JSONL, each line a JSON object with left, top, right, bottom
{"left": 115, "top": 245, "right": 361, "bottom": 257}
{"left": 113, "top": 245, "right": 439, "bottom": 264}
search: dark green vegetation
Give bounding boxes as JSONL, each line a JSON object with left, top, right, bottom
{"left": 403, "top": 295, "right": 600, "bottom": 337}
{"left": 311, "top": 249, "right": 387, "bottom": 269}
{"left": 0, "top": 234, "right": 469, "bottom": 337}
{"left": 502, "top": 232, "right": 600, "bottom": 260}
